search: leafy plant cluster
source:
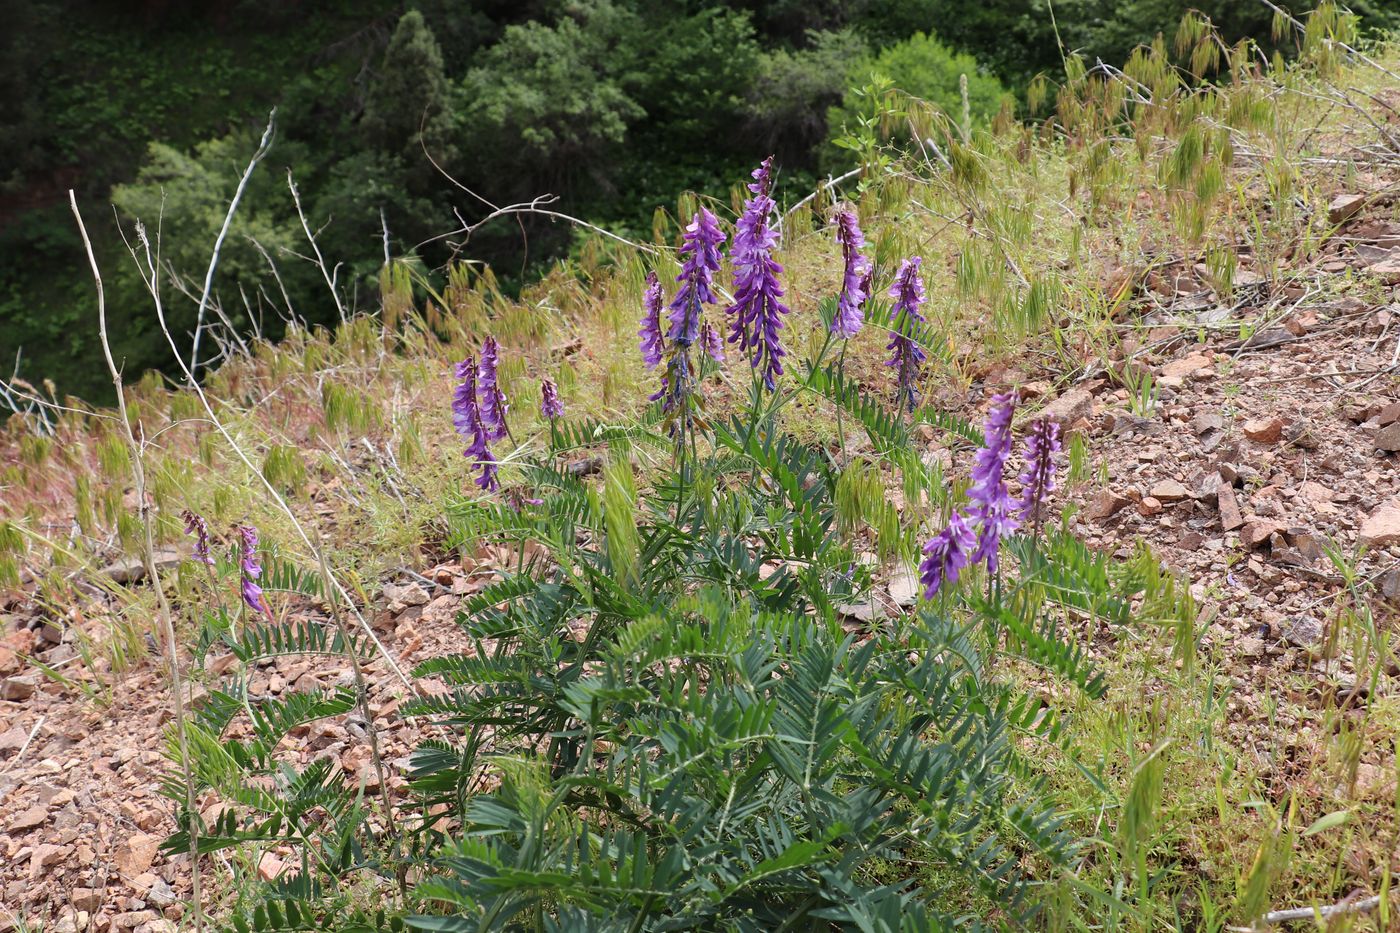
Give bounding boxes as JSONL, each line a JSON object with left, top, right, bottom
{"left": 150, "top": 127, "right": 1199, "bottom": 925}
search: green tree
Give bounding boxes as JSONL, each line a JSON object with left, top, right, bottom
{"left": 456, "top": 3, "right": 643, "bottom": 193}
{"left": 825, "top": 31, "right": 1009, "bottom": 162}
{"left": 745, "top": 29, "right": 870, "bottom": 164}
{"left": 362, "top": 9, "right": 453, "bottom": 158}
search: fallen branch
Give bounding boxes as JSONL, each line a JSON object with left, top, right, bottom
{"left": 189, "top": 109, "right": 275, "bottom": 376}
{"left": 1226, "top": 894, "right": 1383, "bottom": 931}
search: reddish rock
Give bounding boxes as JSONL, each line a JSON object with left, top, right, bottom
{"left": 1039, "top": 387, "right": 1095, "bottom": 428}
{"left": 112, "top": 833, "right": 159, "bottom": 877}
{"left": 8, "top": 806, "right": 48, "bottom": 833}
{"left": 1161, "top": 351, "right": 1213, "bottom": 379}
{"left": 0, "top": 675, "right": 37, "bottom": 701}
{"left": 1150, "top": 479, "right": 1189, "bottom": 502}
{"left": 1360, "top": 499, "right": 1400, "bottom": 547}
{"left": 1138, "top": 496, "right": 1163, "bottom": 516}
{"left": 1327, "top": 192, "right": 1365, "bottom": 224}
{"left": 1243, "top": 417, "right": 1284, "bottom": 443}
{"left": 1376, "top": 422, "right": 1400, "bottom": 452}
{"left": 1217, "top": 482, "right": 1244, "bottom": 532}
{"left": 1241, "top": 519, "right": 1285, "bottom": 549}
{"left": 1084, "top": 490, "right": 1132, "bottom": 522}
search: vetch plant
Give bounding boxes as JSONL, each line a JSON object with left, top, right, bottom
{"left": 452, "top": 355, "right": 499, "bottom": 492}
{"left": 725, "top": 156, "right": 789, "bottom": 392}
{"left": 886, "top": 256, "right": 929, "bottom": 412}
{"left": 1019, "top": 417, "right": 1062, "bottom": 538}
{"left": 234, "top": 523, "right": 271, "bottom": 619}
{"left": 476, "top": 335, "right": 510, "bottom": 442}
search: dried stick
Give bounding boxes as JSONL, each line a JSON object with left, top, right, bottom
{"left": 124, "top": 213, "right": 415, "bottom": 896}
{"left": 69, "top": 190, "right": 204, "bottom": 933}
{"left": 1226, "top": 894, "right": 1384, "bottom": 931}
{"left": 189, "top": 110, "right": 275, "bottom": 376}
{"left": 288, "top": 170, "right": 348, "bottom": 324}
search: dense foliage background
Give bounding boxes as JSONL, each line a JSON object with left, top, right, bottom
{"left": 3, "top": 0, "right": 1397, "bottom": 400}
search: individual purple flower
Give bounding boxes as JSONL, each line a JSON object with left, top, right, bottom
{"left": 182, "top": 509, "right": 214, "bottom": 567}
{"left": 477, "top": 336, "right": 509, "bottom": 441}
{"left": 234, "top": 524, "right": 270, "bottom": 618}
{"left": 919, "top": 510, "right": 977, "bottom": 599}
{"left": 540, "top": 377, "right": 564, "bottom": 420}
{"left": 452, "top": 355, "right": 499, "bottom": 492}
{"left": 726, "top": 157, "right": 789, "bottom": 391}
{"left": 1018, "top": 418, "right": 1062, "bottom": 535}
{"left": 886, "top": 257, "right": 928, "bottom": 411}
{"left": 967, "top": 392, "right": 1020, "bottom": 573}
{"left": 667, "top": 208, "right": 725, "bottom": 348}
{"left": 832, "top": 209, "right": 871, "bottom": 339}
{"left": 701, "top": 319, "right": 725, "bottom": 364}
{"left": 639, "top": 271, "right": 665, "bottom": 369}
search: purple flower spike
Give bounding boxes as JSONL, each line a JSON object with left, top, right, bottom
{"left": 919, "top": 510, "right": 976, "bottom": 599}
{"left": 967, "top": 392, "right": 1020, "bottom": 573}
{"left": 701, "top": 319, "right": 725, "bottom": 364}
{"left": 886, "top": 257, "right": 928, "bottom": 411}
{"left": 1018, "top": 418, "right": 1062, "bottom": 532}
{"left": 183, "top": 510, "right": 214, "bottom": 567}
{"left": 726, "top": 157, "right": 789, "bottom": 391}
{"left": 235, "top": 524, "right": 271, "bottom": 618}
{"left": 667, "top": 208, "right": 725, "bottom": 348}
{"left": 452, "top": 355, "right": 499, "bottom": 492}
{"left": 477, "top": 336, "right": 509, "bottom": 441}
{"left": 639, "top": 271, "right": 665, "bottom": 369}
{"left": 832, "top": 210, "right": 871, "bottom": 339}
{"left": 540, "top": 377, "right": 564, "bottom": 420}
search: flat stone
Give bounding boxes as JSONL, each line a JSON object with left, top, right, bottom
{"left": 1138, "top": 496, "right": 1163, "bottom": 516}
{"left": 1278, "top": 616, "right": 1324, "bottom": 649}
{"left": 888, "top": 569, "right": 919, "bottom": 608}
{"left": 383, "top": 582, "right": 429, "bottom": 612}
{"left": 1150, "top": 479, "right": 1189, "bottom": 502}
{"left": 1367, "top": 257, "right": 1400, "bottom": 285}
{"left": 1328, "top": 192, "right": 1365, "bottom": 224}
{"left": 1376, "top": 422, "right": 1400, "bottom": 452}
{"left": 1241, "top": 519, "right": 1285, "bottom": 549}
{"left": 1360, "top": 498, "right": 1400, "bottom": 547}
{"left": 1084, "top": 489, "right": 1132, "bottom": 522}
{"left": 112, "top": 832, "right": 160, "bottom": 876}
{"left": 1217, "top": 482, "right": 1244, "bottom": 531}
{"left": 1039, "top": 387, "right": 1095, "bottom": 428}
{"left": 0, "top": 675, "right": 37, "bottom": 702}
{"left": 1243, "top": 417, "right": 1284, "bottom": 444}
{"left": 1161, "top": 351, "right": 1213, "bottom": 379}
{"left": 8, "top": 806, "right": 47, "bottom": 833}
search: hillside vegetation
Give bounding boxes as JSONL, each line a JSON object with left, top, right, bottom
{"left": 2, "top": 5, "right": 1400, "bottom": 931}
{"left": 4, "top": 0, "right": 1398, "bottom": 401}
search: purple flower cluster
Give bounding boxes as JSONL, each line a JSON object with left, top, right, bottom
{"left": 966, "top": 392, "right": 1020, "bottom": 574}
{"left": 639, "top": 271, "right": 665, "bottom": 369}
{"left": 1018, "top": 418, "right": 1062, "bottom": 533}
{"left": 668, "top": 208, "right": 725, "bottom": 348}
{"left": 726, "top": 157, "right": 789, "bottom": 391}
{"left": 478, "top": 336, "right": 509, "bottom": 441}
{"left": 919, "top": 511, "right": 977, "bottom": 597}
{"left": 452, "top": 355, "right": 500, "bottom": 492}
{"left": 235, "top": 523, "right": 270, "bottom": 618}
{"left": 701, "top": 319, "right": 725, "bottom": 364}
{"left": 886, "top": 257, "right": 929, "bottom": 412}
{"left": 540, "top": 377, "right": 564, "bottom": 420}
{"left": 832, "top": 210, "right": 871, "bottom": 339}
{"left": 920, "top": 393, "right": 1021, "bottom": 599}
{"left": 182, "top": 509, "right": 214, "bottom": 567}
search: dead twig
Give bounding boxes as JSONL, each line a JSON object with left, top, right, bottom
{"left": 189, "top": 110, "right": 275, "bottom": 376}
{"left": 70, "top": 190, "right": 204, "bottom": 933}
